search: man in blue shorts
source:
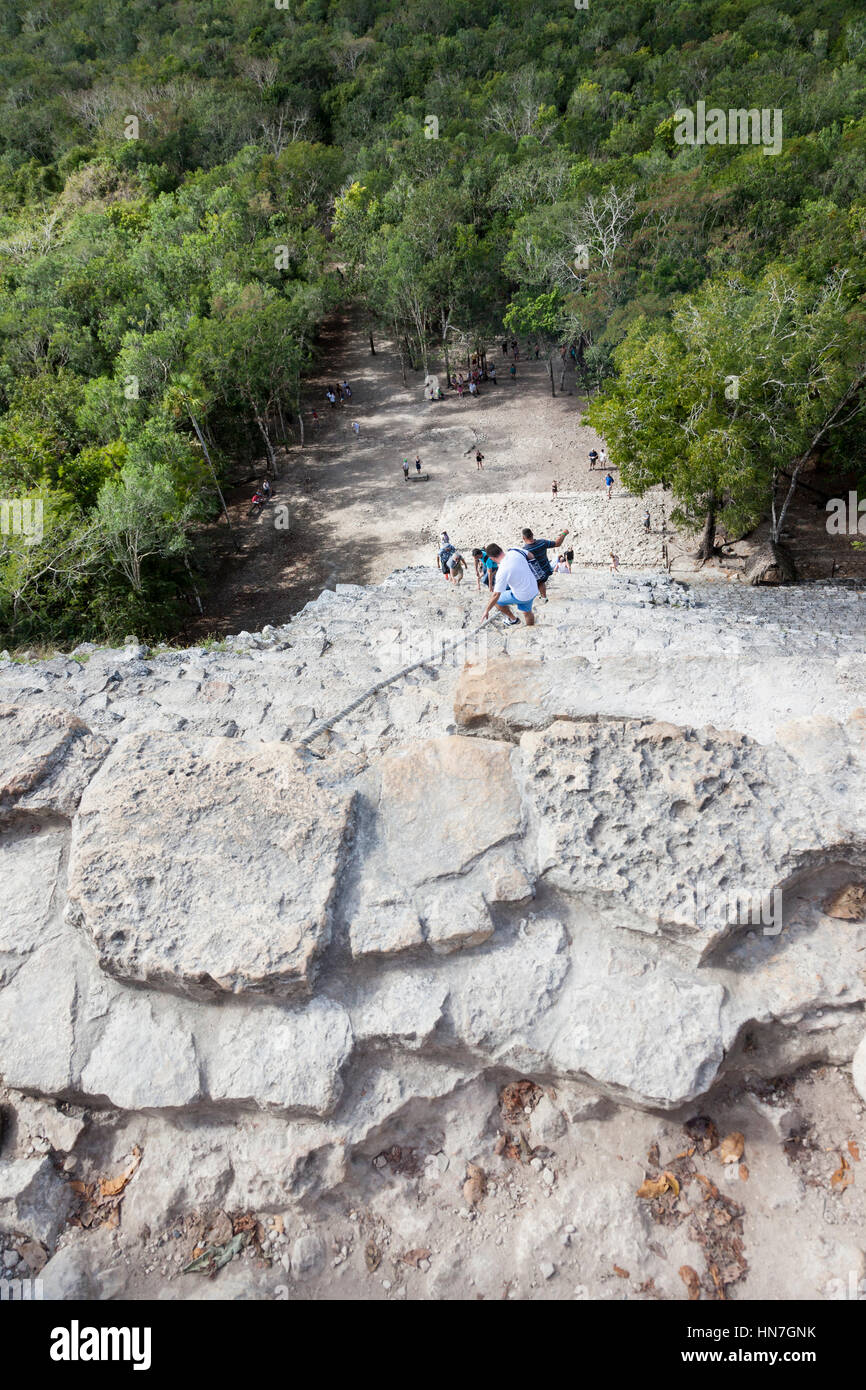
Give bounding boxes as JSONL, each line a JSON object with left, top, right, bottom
{"left": 480, "top": 543, "right": 538, "bottom": 626}
{"left": 519, "top": 526, "right": 569, "bottom": 602}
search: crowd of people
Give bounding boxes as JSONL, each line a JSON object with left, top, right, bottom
{"left": 436, "top": 524, "right": 574, "bottom": 627}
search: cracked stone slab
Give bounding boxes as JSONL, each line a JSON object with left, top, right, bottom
{"left": 67, "top": 731, "right": 355, "bottom": 1001}
{"left": 350, "top": 735, "right": 528, "bottom": 958}
{"left": 0, "top": 824, "right": 65, "bottom": 973}
{"left": 0, "top": 703, "right": 107, "bottom": 821}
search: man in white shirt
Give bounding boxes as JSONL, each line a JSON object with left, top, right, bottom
{"left": 480, "top": 543, "right": 538, "bottom": 626}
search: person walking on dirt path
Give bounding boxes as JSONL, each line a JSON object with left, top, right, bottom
{"left": 643, "top": 509, "right": 651, "bottom": 532}
{"left": 510, "top": 362, "right": 517, "bottom": 382}
{"left": 519, "top": 526, "right": 569, "bottom": 602}
{"left": 605, "top": 472, "right": 614, "bottom": 499}
{"left": 488, "top": 361, "right": 496, "bottom": 384}
{"left": 551, "top": 479, "right": 558, "bottom": 498}
{"left": 415, "top": 457, "right": 422, "bottom": 475}
{"left": 588, "top": 448, "right": 599, "bottom": 470}
{"left": 352, "top": 420, "right": 360, "bottom": 437}
{"left": 481, "top": 543, "right": 538, "bottom": 627}
{"left": 475, "top": 450, "right": 485, "bottom": 470}
{"left": 599, "top": 446, "right": 608, "bottom": 469}
{"left": 609, "top": 551, "right": 620, "bottom": 574}
{"left": 326, "top": 389, "right": 336, "bottom": 408}
{"left": 311, "top": 408, "right": 320, "bottom": 428}
{"left": 402, "top": 458, "right": 410, "bottom": 481}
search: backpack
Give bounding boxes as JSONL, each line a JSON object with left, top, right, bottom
{"left": 514, "top": 544, "right": 546, "bottom": 581}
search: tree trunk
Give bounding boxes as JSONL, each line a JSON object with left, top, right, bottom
{"left": 696, "top": 497, "right": 717, "bottom": 561}
{"left": 547, "top": 358, "right": 556, "bottom": 398}
{"left": 297, "top": 412, "right": 304, "bottom": 447}
{"left": 255, "top": 415, "right": 276, "bottom": 472}
{"left": 443, "top": 340, "right": 451, "bottom": 387}
{"left": 186, "top": 405, "right": 239, "bottom": 551}
{"left": 369, "top": 331, "right": 375, "bottom": 355}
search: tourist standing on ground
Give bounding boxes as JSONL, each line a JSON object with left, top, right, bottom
{"left": 481, "top": 544, "right": 538, "bottom": 627}
{"left": 520, "top": 526, "right": 569, "bottom": 602}
{"left": 475, "top": 450, "right": 485, "bottom": 470}
{"left": 551, "top": 479, "right": 558, "bottom": 497}
{"left": 605, "top": 472, "right": 614, "bottom": 499}
{"left": 588, "top": 448, "right": 598, "bottom": 470}
{"left": 643, "top": 509, "right": 651, "bottom": 532}
{"left": 415, "top": 456, "right": 422, "bottom": 475}
{"left": 402, "top": 458, "right": 410, "bottom": 480}
{"left": 609, "top": 551, "right": 620, "bottom": 574}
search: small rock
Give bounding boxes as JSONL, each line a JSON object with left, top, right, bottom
{"left": 540, "top": 1262, "right": 556, "bottom": 1280}
{"left": 291, "top": 1232, "right": 325, "bottom": 1280}
{"left": 3, "top": 1250, "right": 20, "bottom": 1269}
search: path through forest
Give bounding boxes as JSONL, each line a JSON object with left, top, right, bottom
{"left": 185, "top": 314, "right": 615, "bottom": 639}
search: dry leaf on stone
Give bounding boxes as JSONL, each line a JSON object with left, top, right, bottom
{"left": 401, "top": 1248, "right": 431, "bottom": 1267}
{"left": 463, "top": 1162, "right": 486, "bottom": 1207}
{"left": 365, "top": 1240, "right": 381, "bottom": 1273}
{"left": 739, "top": 1164, "right": 749, "bottom": 1182}
{"left": 848, "top": 1140, "right": 860, "bottom": 1163}
{"left": 98, "top": 1146, "right": 141, "bottom": 1199}
{"left": 830, "top": 1154, "right": 854, "bottom": 1192}
{"left": 719, "top": 1132, "right": 745, "bottom": 1165}
{"left": 822, "top": 883, "right": 866, "bottom": 920}
{"left": 679, "top": 1265, "right": 701, "bottom": 1301}
{"left": 182, "top": 1231, "right": 247, "bottom": 1276}
{"left": 636, "top": 1172, "right": 680, "bottom": 1200}
{"left": 613, "top": 1264, "right": 630, "bottom": 1279}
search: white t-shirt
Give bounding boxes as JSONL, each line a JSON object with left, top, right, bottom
{"left": 494, "top": 549, "right": 538, "bottom": 601}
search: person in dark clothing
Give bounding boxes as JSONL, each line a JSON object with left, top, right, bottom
{"left": 519, "top": 525, "right": 569, "bottom": 602}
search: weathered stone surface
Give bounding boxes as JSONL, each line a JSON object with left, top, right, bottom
{"left": 80, "top": 994, "right": 201, "bottom": 1111}
{"left": 350, "top": 735, "right": 528, "bottom": 958}
{"left": 0, "top": 1156, "right": 72, "bottom": 1246}
{"left": 519, "top": 717, "right": 863, "bottom": 956}
{"left": 0, "top": 824, "right": 65, "bottom": 972}
{"left": 454, "top": 657, "right": 549, "bottom": 731}
{"left": 853, "top": 1035, "right": 866, "bottom": 1105}
{"left": 0, "top": 945, "right": 76, "bottom": 1094}
{"left": 350, "top": 972, "right": 448, "bottom": 1049}
{"left": 67, "top": 731, "right": 354, "bottom": 1001}
{"left": 0, "top": 703, "right": 106, "bottom": 820}
{"left": 6, "top": 1094, "right": 86, "bottom": 1155}
{"left": 201, "top": 998, "right": 353, "bottom": 1116}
